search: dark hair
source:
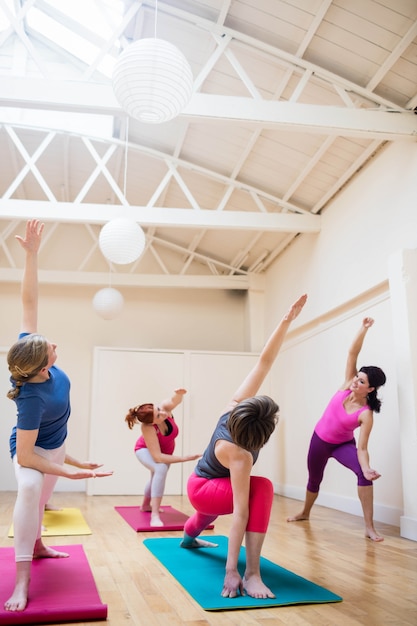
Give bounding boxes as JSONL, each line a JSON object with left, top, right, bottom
{"left": 227, "top": 395, "right": 279, "bottom": 451}
{"left": 125, "top": 403, "right": 154, "bottom": 429}
{"left": 7, "top": 334, "right": 49, "bottom": 399}
{"left": 360, "top": 366, "right": 386, "bottom": 413}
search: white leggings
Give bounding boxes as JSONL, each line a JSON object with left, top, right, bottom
{"left": 135, "top": 448, "right": 169, "bottom": 499}
{"left": 12, "top": 444, "right": 66, "bottom": 562}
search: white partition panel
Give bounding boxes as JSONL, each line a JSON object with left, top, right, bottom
{"left": 88, "top": 347, "right": 276, "bottom": 496}
{"left": 88, "top": 348, "right": 185, "bottom": 495}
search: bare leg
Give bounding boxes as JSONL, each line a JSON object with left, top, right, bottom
{"left": 243, "top": 531, "right": 275, "bottom": 598}
{"left": 4, "top": 561, "right": 31, "bottom": 612}
{"left": 287, "top": 489, "right": 318, "bottom": 522}
{"left": 358, "top": 485, "right": 384, "bottom": 542}
{"left": 5, "top": 540, "right": 69, "bottom": 612}
{"left": 140, "top": 495, "right": 151, "bottom": 512}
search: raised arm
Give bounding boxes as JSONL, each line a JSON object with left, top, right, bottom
{"left": 160, "top": 388, "right": 187, "bottom": 413}
{"left": 342, "top": 317, "right": 374, "bottom": 388}
{"left": 15, "top": 219, "right": 44, "bottom": 334}
{"left": 229, "top": 294, "right": 307, "bottom": 406}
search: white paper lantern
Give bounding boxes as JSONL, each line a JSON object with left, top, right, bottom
{"left": 93, "top": 288, "right": 124, "bottom": 320}
{"left": 112, "top": 38, "right": 194, "bottom": 124}
{"left": 99, "top": 218, "right": 146, "bottom": 265}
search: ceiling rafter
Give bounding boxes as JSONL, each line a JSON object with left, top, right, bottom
{"left": 0, "top": 122, "right": 314, "bottom": 216}
{"left": 0, "top": 1, "right": 415, "bottom": 289}
{"left": 152, "top": 0, "right": 414, "bottom": 112}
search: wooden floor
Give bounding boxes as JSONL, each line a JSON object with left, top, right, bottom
{"left": 0, "top": 491, "right": 416, "bottom": 626}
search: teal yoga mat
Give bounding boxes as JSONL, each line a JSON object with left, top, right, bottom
{"left": 143, "top": 535, "right": 342, "bottom": 611}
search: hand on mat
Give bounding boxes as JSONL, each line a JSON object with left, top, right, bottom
{"left": 221, "top": 570, "right": 244, "bottom": 598}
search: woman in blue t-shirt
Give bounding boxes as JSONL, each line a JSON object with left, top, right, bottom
{"left": 4, "top": 219, "right": 112, "bottom": 613}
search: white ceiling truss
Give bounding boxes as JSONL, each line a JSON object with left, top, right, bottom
{"left": 0, "top": 0, "right": 416, "bottom": 290}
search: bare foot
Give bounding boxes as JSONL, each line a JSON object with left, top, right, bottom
{"left": 4, "top": 583, "right": 29, "bottom": 612}
{"left": 366, "top": 529, "right": 384, "bottom": 542}
{"left": 243, "top": 575, "right": 275, "bottom": 599}
{"left": 140, "top": 505, "right": 164, "bottom": 513}
{"left": 150, "top": 516, "right": 164, "bottom": 527}
{"left": 4, "top": 562, "right": 31, "bottom": 612}
{"left": 287, "top": 512, "right": 309, "bottom": 522}
{"left": 33, "top": 539, "right": 69, "bottom": 559}
{"left": 44, "top": 503, "right": 62, "bottom": 511}
{"left": 180, "top": 537, "right": 218, "bottom": 549}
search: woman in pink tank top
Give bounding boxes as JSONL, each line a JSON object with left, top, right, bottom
{"left": 287, "top": 317, "right": 386, "bottom": 542}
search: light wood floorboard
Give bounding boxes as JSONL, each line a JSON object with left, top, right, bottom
{"left": 0, "top": 492, "right": 416, "bottom": 626}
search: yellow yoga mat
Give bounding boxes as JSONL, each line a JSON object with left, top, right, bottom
{"left": 8, "top": 508, "right": 92, "bottom": 537}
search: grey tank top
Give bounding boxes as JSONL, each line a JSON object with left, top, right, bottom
{"left": 195, "top": 412, "right": 259, "bottom": 479}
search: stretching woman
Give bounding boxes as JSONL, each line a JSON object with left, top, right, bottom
{"left": 5, "top": 220, "right": 112, "bottom": 612}
{"left": 287, "top": 317, "right": 386, "bottom": 541}
{"left": 181, "top": 294, "right": 307, "bottom": 599}
{"left": 125, "top": 389, "right": 201, "bottom": 527}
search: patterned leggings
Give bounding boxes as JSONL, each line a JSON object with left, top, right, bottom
{"left": 184, "top": 472, "right": 274, "bottom": 537}
{"left": 307, "top": 431, "right": 373, "bottom": 492}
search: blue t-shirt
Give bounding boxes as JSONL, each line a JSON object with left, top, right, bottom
{"left": 9, "top": 335, "right": 71, "bottom": 458}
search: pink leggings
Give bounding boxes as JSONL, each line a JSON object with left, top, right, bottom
{"left": 184, "top": 472, "right": 274, "bottom": 537}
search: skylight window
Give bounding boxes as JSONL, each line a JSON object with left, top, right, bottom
{"left": 26, "top": 0, "right": 124, "bottom": 78}
{"left": 0, "top": 0, "right": 125, "bottom": 136}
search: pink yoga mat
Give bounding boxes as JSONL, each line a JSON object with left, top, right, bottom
{"left": 0, "top": 544, "right": 107, "bottom": 625}
{"left": 115, "top": 505, "right": 214, "bottom": 532}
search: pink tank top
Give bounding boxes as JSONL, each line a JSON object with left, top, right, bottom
{"left": 314, "top": 389, "right": 369, "bottom": 444}
{"left": 134, "top": 416, "right": 178, "bottom": 454}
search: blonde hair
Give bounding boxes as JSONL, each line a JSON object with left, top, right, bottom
{"left": 7, "top": 334, "right": 49, "bottom": 399}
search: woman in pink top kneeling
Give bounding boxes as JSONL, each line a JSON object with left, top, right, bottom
{"left": 287, "top": 317, "right": 386, "bottom": 542}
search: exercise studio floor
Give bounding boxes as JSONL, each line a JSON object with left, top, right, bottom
{"left": 0, "top": 492, "right": 415, "bottom": 626}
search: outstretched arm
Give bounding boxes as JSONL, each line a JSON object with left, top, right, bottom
{"left": 229, "top": 294, "right": 307, "bottom": 406}
{"left": 16, "top": 430, "right": 113, "bottom": 479}
{"left": 343, "top": 317, "right": 374, "bottom": 387}
{"left": 15, "top": 219, "right": 44, "bottom": 334}
{"left": 160, "top": 388, "right": 187, "bottom": 413}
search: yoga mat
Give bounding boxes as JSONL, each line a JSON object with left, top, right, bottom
{"left": 0, "top": 544, "right": 107, "bottom": 625}
{"left": 144, "top": 535, "right": 342, "bottom": 611}
{"left": 8, "top": 508, "right": 92, "bottom": 537}
{"left": 115, "top": 505, "right": 214, "bottom": 532}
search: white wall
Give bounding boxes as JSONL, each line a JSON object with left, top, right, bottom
{"left": 263, "top": 141, "right": 417, "bottom": 536}
{"left": 0, "top": 285, "right": 246, "bottom": 491}
{"left": 1, "top": 141, "right": 416, "bottom": 540}
{"left": 87, "top": 348, "right": 273, "bottom": 496}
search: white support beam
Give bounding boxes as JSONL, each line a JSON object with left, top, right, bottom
{"left": 0, "top": 268, "right": 250, "bottom": 290}
{"left": 1, "top": 78, "right": 416, "bottom": 139}
{"left": 184, "top": 95, "right": 417, "bottom": 140}
{"left": 0, "top": 199, "right": 321, "bottom": 233}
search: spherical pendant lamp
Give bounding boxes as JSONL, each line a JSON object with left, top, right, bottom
{"left": 93, "top": 287, "right": 124, "bottom": 320}
{"left": 99, "top": 218, "right": 146, "bottom": 265}
{"left": 112, "top": 38, "right": 194, "bottom": 124}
